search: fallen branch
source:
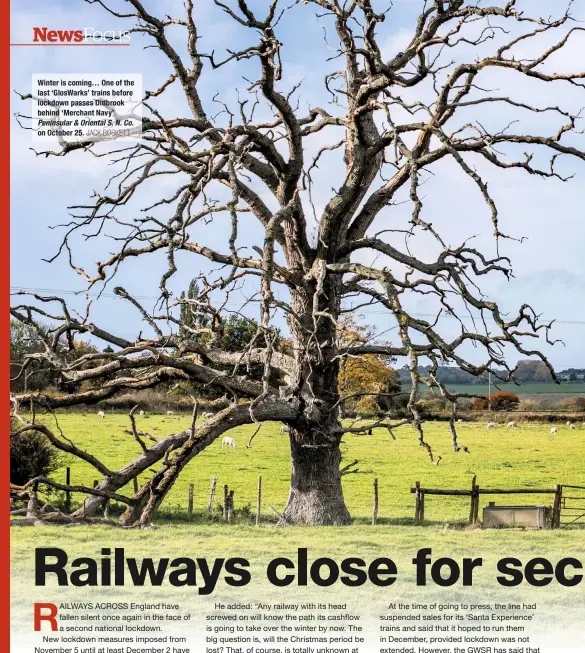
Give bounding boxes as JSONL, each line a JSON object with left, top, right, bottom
{"left": 21, "top": 476, "right": 136, "bottom": 506}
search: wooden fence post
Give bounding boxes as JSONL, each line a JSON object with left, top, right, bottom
{"left": 207, "top": 477, "right": 217, "bottom": 514}
{"left": 469, "top": 475, "right": 477, "bottom": 525}
{"left": 372, "top": 478, "right": 379, "bottom": 525}
{"left": 223, "top": 484, "right": 229, "bottom": 520}
{"left": 27, "top": 483, "right": 40, "bottom": 518}
{"left": 414, "top": 481, "right": 421, "bottom": 524}
{"left": 419, "top": 491, "right": 426, "bottom": 525}
{"left": 65, "top": 467, "right": 71, "bottom": 513}
{"left": 256, "top": 477, "right": 262, "bottom": 527}
{"left": 227, "top": 490, "right": 235, "bottom": 523}
{"left": 552, "top": 484, "right": 562, "bottom": 529}
{"left": 473, "top": 485, "right": 480, "bottom": 524}
{"left": 188, "top": 483, "right": 194, "bottom": 520}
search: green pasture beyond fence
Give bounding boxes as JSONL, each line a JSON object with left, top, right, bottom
{"left": 15, "top": 415, "right": 584, "bottom": 527}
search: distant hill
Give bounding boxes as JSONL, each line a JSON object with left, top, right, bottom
{"left": 398, "top": 360, "right": 584, "bottom": 385}
{"left": 398, "top": 365, "right": 480, "bottom": 385}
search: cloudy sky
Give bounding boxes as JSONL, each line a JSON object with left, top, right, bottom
{"left": 10, "top": 0, "right": 585, "bottom": 371}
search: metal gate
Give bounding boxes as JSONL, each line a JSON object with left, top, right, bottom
{"left": 560, "top": 485, "right": 585, "bottom": 528}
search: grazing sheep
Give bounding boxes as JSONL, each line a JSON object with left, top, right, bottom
{"left": 507, "top": 421, "right": 516, "bottom": 428}
{"left": 97, "top": 410, "right": 105, "bottom": 419}
{"left": 222, "top": 436, "right": 236, "bottom": 449}
{"left": 139, "top": 410, "right": 145, "bottom": 416}
{"left": 550, "top": 427, "right": 558, "bottom": 435}
{"left": 166, "top": 410, "right": 174, "bottom": 416}
{"left": 202, "top": 411, "right": 213, "bottom": 419}
{"left": 566, "top": 421, "right": 572, "bottom": 427}
{"left": 456, "top": 419, "right": 463, "bottom": 423}
{"left": 486, "top": 422, "right": 496, "bottom": 429}
{"left": 280, "top": 424, "right": 289, "bottom": 434}
{"left": 570, "top": 424, "right": 577, "bottom": 430}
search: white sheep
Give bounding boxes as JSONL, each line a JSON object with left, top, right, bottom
{"left": 570, "top": 424, "right": 577, "bottom": 430}
{"left": 280, "top": 424, "right": 290, "bottom": 433}
{"left": 566, "top": 421, "right": 572, "bottom": 427}
{"left": 166, "top": 410, "right": 174, "bottom": 416}
{"left": 456, "top": 419, "right": 463, "bottom": 423}
{"left": 97, "top": 410, "right": 105, "bottom": 419}
{"left": 202, "top": 411, "right": 213, "bottom": 419}
{"left": 550, "top": 427, "right": 558, "bottom": 435}
{"left": 486, "top": 422, "right": 496, "bottom": 429}
{"left": 139, "top": 410, "right": 145, "bottom": 416}
{"left": 507, "top": 421, "right": 516, "bottom": 428}
{"left": 222, "top": 436, "right": 236, "bottom": 449}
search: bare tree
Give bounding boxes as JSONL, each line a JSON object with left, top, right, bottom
{"left": 12, "top": 0, "right": 585, "bottom": 526}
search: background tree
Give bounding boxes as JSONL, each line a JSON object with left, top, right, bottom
{"left": 473, "top": 391, "right": 520, "bottom": 411}
{"left": 337, "top": 318, "right": 401, "bottom": 416}
{"left": 189, "top": 312, "right": 284, "bottom": 398}
{"left": 10, "top": 320, "right": 51, "bottom": 392}
{"left": 339, "top": 355, "right": 401, "bottom": 415}
{"left": 10, "top": 320, "right": 99, "bottom": 392}
{"left": 10, "top": 420, "right": 63, "bottom": 487}
{"left": 515, "top": 360, "right": 554, "bottom": 383}
{"left": 179, "top": 279, "right": 211, "bottom": 340}
{"left": 12, "top": 0, "right": 585, "bottom": 526}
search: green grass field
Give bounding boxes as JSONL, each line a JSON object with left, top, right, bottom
{"left": 31, "top": 413, "right": 585, "bottom": 525}
{"left": 11, "top": 414, "right": 585, "bottom": 638}
{"left": 10, "top": 524, "right": 585, "bottom": 621}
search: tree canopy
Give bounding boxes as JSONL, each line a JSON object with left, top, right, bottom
{"left": 11, "top": 0, "right": 585, "bottom": 526}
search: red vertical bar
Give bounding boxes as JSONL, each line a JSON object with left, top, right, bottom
{"left": 4, "top": 1, "right": 11, "bottom": 649}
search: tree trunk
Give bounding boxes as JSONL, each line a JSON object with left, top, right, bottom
{"left": 280, "top": 278, "right": 351, "bottom": 526}
{"left": 281, "top": 430, "right": 351, "bottom": 525}
{"left": 120, "top": 481, "right": 151, "bottom": 527}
